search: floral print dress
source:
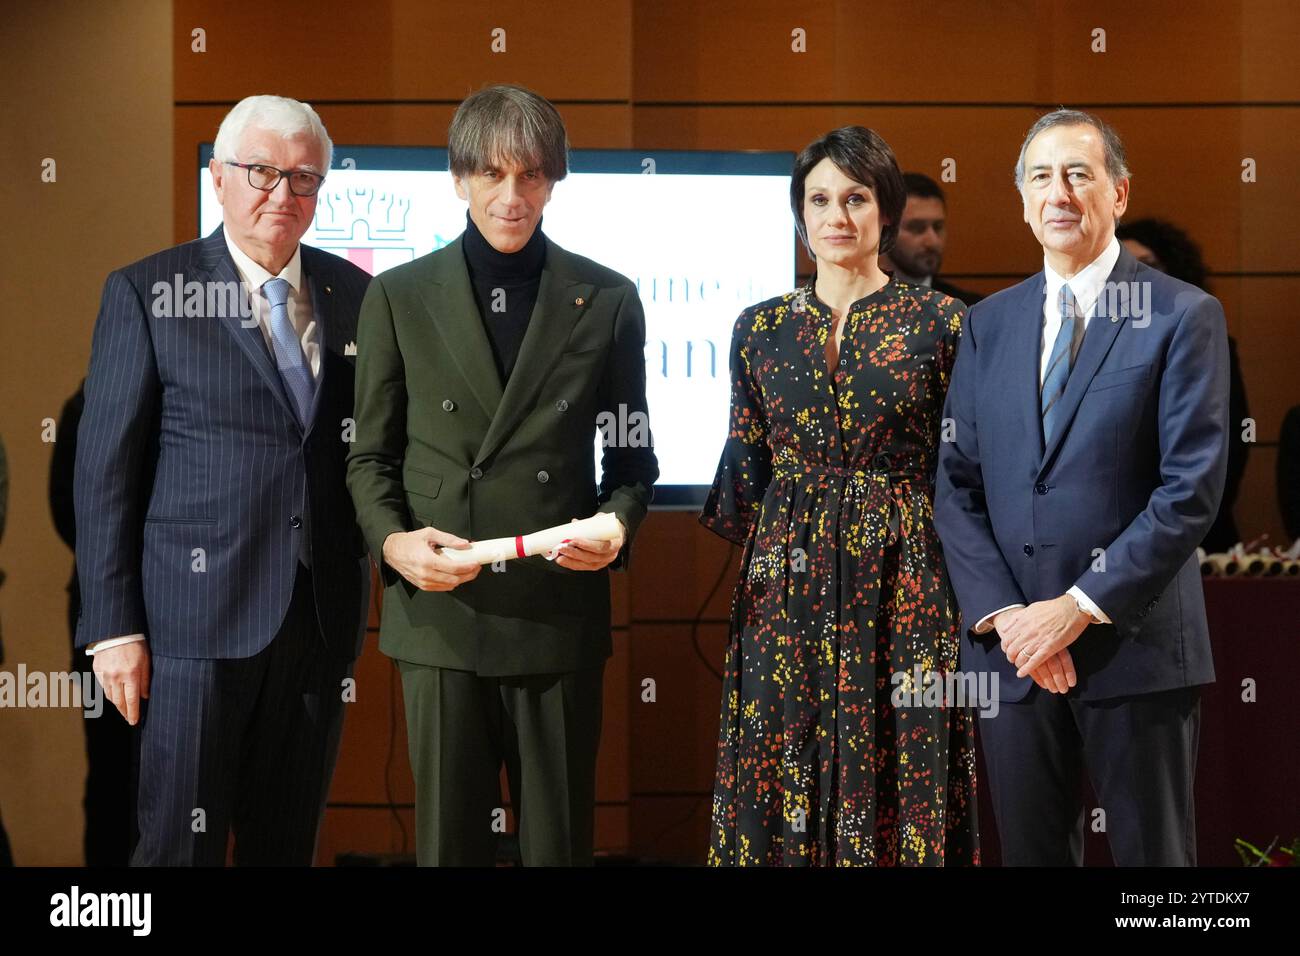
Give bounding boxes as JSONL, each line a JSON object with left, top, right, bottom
{"left": 699, "top": 277, "right": 979, "bottom": 866}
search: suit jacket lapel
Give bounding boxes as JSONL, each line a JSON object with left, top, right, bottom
{"left": 474, "top": 242, "right": 594, "bottom": 466}
{"left": 1037, "top": 246, "right": 1138, "bottom": 474}
{"left": 417, "top": 235, "right": 505, "bottom": 423}
{"left": 1014, "top": 271, "right": 1049, "bottom": 460}
{"left": 416, "top": 234, "right": 596, "bottom": 467}
{"left": 201, "top": 227, "right": 301, "bottom": 426}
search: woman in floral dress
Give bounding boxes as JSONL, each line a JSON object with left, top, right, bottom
{"left": 700, "top": 126, "right": 979, "bottom": 865}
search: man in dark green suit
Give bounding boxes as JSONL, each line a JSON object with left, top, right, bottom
{"left": 347, "top": 85, "right": 658, "bottom": 866}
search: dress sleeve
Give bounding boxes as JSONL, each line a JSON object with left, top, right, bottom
{"left": 699, "top": 310, "right": 773, "bottom": 544}
{"left": 934, "top": 291, "right": 966, "bottom": 391}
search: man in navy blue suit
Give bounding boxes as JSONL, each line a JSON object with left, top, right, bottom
{"left": 75, "top": 95, "right": 371, "bottom": 865}
{"left": 934, "top": 110, "right": 1229, "bottom": 866}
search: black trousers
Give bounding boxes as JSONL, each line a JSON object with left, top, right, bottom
{"left": 398, "top": 659, "right": 605, "bottom": 867}
{"left": 978, "top": 683, "right": 1201, "bottom": 866}
{"left": 71, "top": 589, "right": 137, "bottom": 866}
{"left": 131, "top": 564, "right": 352, "bottom": 866}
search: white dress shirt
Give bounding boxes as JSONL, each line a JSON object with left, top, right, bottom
{"left": 86, "top": 237, "right": 318, "bottom": 656}
{"left": 224, "top": 234, "right": 321, "bottom": 379}
{"left": 972, "top": 237, "right": 1121, "bottom": 635}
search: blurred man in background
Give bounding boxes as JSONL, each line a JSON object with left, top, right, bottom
{"left": 881, "top": 171, "right": 984, "bottom": 306}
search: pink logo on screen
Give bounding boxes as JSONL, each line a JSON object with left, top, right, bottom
{"left": 312, "top": 187, "right": 415, "bottom": 276}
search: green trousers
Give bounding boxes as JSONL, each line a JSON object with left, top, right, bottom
{"left": 397, "top": 659, "right": 605, "bottom": 866}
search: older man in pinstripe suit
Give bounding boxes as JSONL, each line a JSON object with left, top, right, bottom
{"left": 75, "top": 95, "right": 371, "bottom": 866}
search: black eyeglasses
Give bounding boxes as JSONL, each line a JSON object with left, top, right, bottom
{"left": 225, "top": 161, "right": 325, "bottom": 197}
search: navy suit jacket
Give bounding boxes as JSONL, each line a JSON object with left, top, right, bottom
{"left": 934, "top": 246, "right": 1229, "bottom": 702}
{"left": 74, "top": 227, "right": 371, "bottom": 660}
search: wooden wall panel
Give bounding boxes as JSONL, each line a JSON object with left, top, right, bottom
{"left": 1237, "top": 446, "right": 1285, "bottom": 547}
{"left": 633, "top": 0, "right": 1046, "bottom": 104}
{"left": 173, "top": 0, "right": 631, "bottom": 102}
{"left": 167, "top": 0, "right": 1299, "bottom": 864}
{"left": 1048, "top": 3, "right": 1247, "bottom": 104}
{"left": 1233, "top": 278, "right": 1300, "bottom": 443}
{"left": 628, "top": 622, "right": 728, "bottom": 796}
{"left": 629, "top": 794, "right": 711, "bottom": 864}
{"left": 1238, "top": 108, "right": 1300, "bottom": 272}
{"left": 1240, "top": 0, "right": 1300, "bottom": 100}
{"left": 629, "top": 512, "right": 740, "bottom": 621}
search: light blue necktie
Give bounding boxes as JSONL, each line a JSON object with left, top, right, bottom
{"left": 1041, "top": 283, "right": 1080, "bottom": 446}
{"left": 262, "top": 277, "right": 314, "bottom": 428}
{"left": 263, "top": 277, "right": 314, "bottom": 567}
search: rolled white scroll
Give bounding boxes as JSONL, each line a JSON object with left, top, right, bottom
{"left": 435, "top": 511, "right": 623, "bottom": 566}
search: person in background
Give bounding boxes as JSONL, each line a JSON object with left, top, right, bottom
{"left": 880, "top": 171, "right": 984, "bottom": 307}
{"left": 50, "top": 380, "right": 135, "bottom": 865}
{"left": 1117, "top": 218, "right": 1249, "bottom": 552}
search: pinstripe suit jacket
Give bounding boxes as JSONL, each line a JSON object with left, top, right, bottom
{"left": 74, "top": 227, "right": 371, "bottom": 660}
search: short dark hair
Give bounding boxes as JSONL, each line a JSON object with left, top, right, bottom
{"left": 790, "top": 126, "right": 906, "bottom": 256}
{"left": 1115, "top": 218, "right": 1209, "bottom": 291}
{"left": 902, "top": 171, "right": 945, "bottom": 204}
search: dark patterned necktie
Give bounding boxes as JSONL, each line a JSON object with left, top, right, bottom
{"left": 1041, "top": 283, "right": 1079, "bottom": 445}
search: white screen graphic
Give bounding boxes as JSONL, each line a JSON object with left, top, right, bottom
{"left": 200, "top": 154, "right": 793, "bottom": 503}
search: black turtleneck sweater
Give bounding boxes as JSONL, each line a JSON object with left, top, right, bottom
{"left": 462, "top": 211, "right": 547, "bottom": 384}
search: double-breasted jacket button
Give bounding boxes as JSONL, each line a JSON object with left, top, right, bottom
{"left": 1023, "top": 543, "right": 1035, "bottom": 556}
{"left": 289, "top": 515, "right": 303, "bottom": 529}
{"left": 536, "top": 470, "right": 550, "bottom": 484}
{"left": 556, "top": 399, "right": 569, "bottom": 412}
{"left": 442, "top": 399, "right": 456, "bottom": 412}
{"left": 470, "top": 467, "right": 483, "bottom": 480}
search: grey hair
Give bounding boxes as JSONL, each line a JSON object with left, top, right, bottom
{"left": 212, "top": 94, "right": 333, "bottom": 173}
{"left": 448, "top": 84, "right": 569, "bottom": 182}
{"left": 1013, "top": 108, "right": 1130, "bottom": 191}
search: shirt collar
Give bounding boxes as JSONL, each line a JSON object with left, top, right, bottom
{"left": 223, "top": 230, "right": 303, "bottom": 296}
{"left": 797, "top": 271, "right": 897, "bottom": 316}
{"left": 1043, "top": 235, "right": 1120, "bottom": 317}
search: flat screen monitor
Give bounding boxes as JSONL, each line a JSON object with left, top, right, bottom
{"left": 199, "top": 145, "right": 795, "bottom": 509}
